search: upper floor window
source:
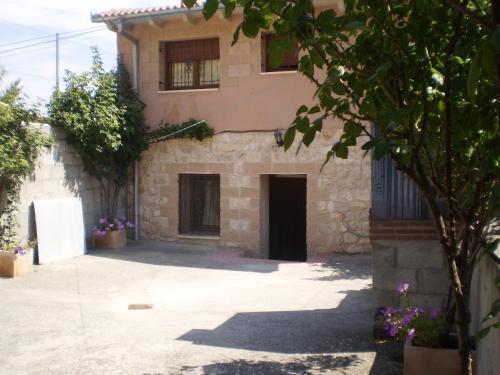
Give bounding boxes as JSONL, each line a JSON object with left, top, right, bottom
{"left": 160, "top": 38, "right": 220, "bottom": 90}
{"left": 261, "top": 33, "right": 298, "bottom": 73}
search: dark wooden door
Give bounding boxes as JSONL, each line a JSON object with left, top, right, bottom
{"left": 269, "top": 176, "right": 307, "bottom": 261}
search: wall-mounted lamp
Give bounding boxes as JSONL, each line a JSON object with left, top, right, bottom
{"left": 273, "top": 129, "right": 284, "bottom": 147}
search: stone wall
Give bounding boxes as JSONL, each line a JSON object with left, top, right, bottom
{"left": 136, "top": 131, "right": 372, "bottom": 257}
{"left": 372, "top": 239, "right": 449, "bottom": 309}
{"left": 14, "top": 124, "right": 124, "bottom": 244}
{"left": 470, "top": 245, "right": 500, "bottom": 375}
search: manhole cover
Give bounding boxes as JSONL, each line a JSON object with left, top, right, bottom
{"left": 128, "top": 303, "right": 153, "bottom": 310}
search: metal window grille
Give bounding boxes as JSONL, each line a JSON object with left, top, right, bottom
{"left": 261, "top": 33, "right": 299, "bottom": 72}
{"left": 179, "top": 174, "right": 220, "bottom": 235}
{"left": 161, "top": 38, "right": 220, "bottom": 90}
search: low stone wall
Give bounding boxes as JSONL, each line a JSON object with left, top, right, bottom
{"left": 470, "top": 246, "right": 500, "bottom": 375}
{"left": 14, "top": 124, "right": 124, "bottom": 244}
{"left": 372, "top": 239, "right": 449, "bottom": 309}
{"left": 135, "top": 130, "right": 372, "bottom": 257}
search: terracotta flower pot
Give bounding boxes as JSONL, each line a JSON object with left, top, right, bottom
{"left": 93, "top": 230, "right": 127, "bottom": 249}
{"left": 404, "top": 340, "right": 476, "bottom": 375}
{"left": 0, "top": 249, "right": 33, "bottom": 277}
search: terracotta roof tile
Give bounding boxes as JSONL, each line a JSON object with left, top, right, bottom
{"left": 97, "top": 2, "right": 203, "bottom": 18}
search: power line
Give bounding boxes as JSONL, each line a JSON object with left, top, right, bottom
{"left": 0, "top": 28, "right": 106, "bottom": 54}
{"left": 0, "top": 25, "right": 106, "bottom": 49}
{"left": 0, "top": 34, "right": 53, "bottom": 49}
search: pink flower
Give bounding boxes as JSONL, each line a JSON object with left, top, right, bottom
{"left": 99, "top": 218, "right": 107, "bottom": 224}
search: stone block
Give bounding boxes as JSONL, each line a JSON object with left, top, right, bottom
{"left": 397, "top": 241, "right": 444, "bottom": 269}
{"left": 373, "top": 289, "right": 398, "bottom": 309}
{"left": 228, "top": 64, "right": 251, "bottom": 77}
{"left": 409, "top": 293, "right": 447, "bottom": 310}
{"left": 229, "top": 42, "right": 251, "bottom": 55}
{"left": 418, "top": 269, "right": 450, "bottom": 295}
{"left": 373, "top": 268, "right": 417, "bottom": 293}
{"left": 372, "top": 243, "right": 397, "bottom": 269}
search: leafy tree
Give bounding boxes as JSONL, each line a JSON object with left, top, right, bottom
{"left": 188, "top": 0, "right": 500, "bottom": 373}
{"left": 0, "top": 70, "right": 51, "bottom": 244}
{"left": 48, "top": 49, "right": 147, "bottom": 221}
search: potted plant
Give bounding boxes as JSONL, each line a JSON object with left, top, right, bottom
{"left": 0, "top": 241, "right": 36, "bottom": 277}
{"left": 92, "top": 218, "right": 134, "bottom": 249}
{"left": 383, "top": 283, "right": 476, "bottom": 375}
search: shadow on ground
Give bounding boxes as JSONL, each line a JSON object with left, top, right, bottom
{"left": 88, "top": 240, "right": 280, "bottom": 273}
{"left": 177, "top": 289, "right": 374, "bottom": 354}
{"left": 308, "top": 254, "right": 372, "bottom": 281}
{"left": 191, "top": 354, "right": 363, "bottom": 374}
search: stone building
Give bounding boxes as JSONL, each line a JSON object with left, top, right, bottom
{"left": 92, "top": 0, "right": 374, "bottom": 261}
{"left": 92, "top": 0, "right": 450, "bottom": 311}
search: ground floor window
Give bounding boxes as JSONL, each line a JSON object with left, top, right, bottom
{"left": 179, "top": 174, "right": 220, "bottom": 235}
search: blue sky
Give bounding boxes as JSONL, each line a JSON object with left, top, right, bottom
{"left": 0, "top": 0, "right": 180, "bottom": 110}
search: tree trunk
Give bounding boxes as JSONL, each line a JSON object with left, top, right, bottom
{"left": 454, "top": 286, "right": 473, "bottom": 375}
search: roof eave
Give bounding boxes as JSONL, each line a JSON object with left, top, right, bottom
{"left": 90, "top": 6, "right": 205, "bottom": 24}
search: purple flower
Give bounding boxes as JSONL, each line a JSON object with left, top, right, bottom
{"left": 14, "top": 246, "right": 27, "bottom": 256}
{"left": 99, "top": 218, "right": 107, "bottom": 224}
{"left": 398, "top": 283, "right": 410, "bottom": 294}
{"left": 126, "top": 221, "right": 135, "bottom": 228}
{"left": 401, "top": 311, "right": 416, "bottom": 327}
{"left": 407, "top": 328, "right": 416, "bottom": 342}
{"left": 389, "top": 324, "right": 399, "bottom": 337}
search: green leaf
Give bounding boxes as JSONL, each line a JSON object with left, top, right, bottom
{"left": 231, "top": 25, "right": 241, "bottom": 46}
{"left": 373, "top": 142, "right": 389, "bottom": 161}
{"left": 299, "top": 55, "right": 313, "bottom": 77}
{"left": 483, "top": 298, "right": 500, "bottom": 322}
{"left": 308, "top": 105, "right": 321, "bottom": 115}
{"left": 476, "top": 322, "right": 500, "bottom": 341}
{"left": 361, "top": 140, "right": 376, "bottom": 151}
{"left": 344, "top": 120, "right": 362, "bottom": 137}
{"left": 345, "top": 21, "right": 366, "bottom": 30}
{"left": 334, "top": 142, "right": 348, "bottom": 158}
{"left": 302, "top": 125, "right": 317, "bottom": 146}
{"left": 333, "top": 80, "right": 345, "bottom": 95}
{"left": 241, "top": 8, "right": 263, "bottom": 38}
{"left": 202, "top": 0, "right": 219, "bottom": 20}
{"left": 468, "top": 47, "right": 481, "bottom": 103}
{"left": 296, "top": 105, "right": 308, "bottom": 116}
{"left": 182, "top": 0, "right": 197, "bottom": 8}
{"left": 481, "top": 40, "right": 496, "bottom": 77}
{"left": 269, "top": 38, "right": 293, "bottom": 68}
{"left": 310, "top": 48, "right": 324, "bottom": 68}
{"left": 221, "top": 0, "right": 236, "bottom": 18}
{"left": 284, "top": 126, "right": 296, "bottom": 150}
{"left": 296, "top": 116, "right": 310, "bottom": 133}
{"left": 475, "top": 326, "right": 491, "bottom": 341}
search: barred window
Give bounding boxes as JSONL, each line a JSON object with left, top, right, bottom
{"left": 160, "top": 38, "right": 220, "bottom": 90}
{"left": 261, "top": 33, "right": 298, "bottom": 73}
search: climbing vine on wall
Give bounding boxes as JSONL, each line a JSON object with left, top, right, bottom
{"left": 146, "top": 119, "right": 214, "bottom": 144}
{"left": 48, "top": 49, "right": 148, "bottom": 221}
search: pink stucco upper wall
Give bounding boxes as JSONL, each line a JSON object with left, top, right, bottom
{"left": 118, "top": 4, "right": 343, "bottom": 132}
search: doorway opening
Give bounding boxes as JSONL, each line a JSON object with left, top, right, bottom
{"left": 266, "top": 174, "right": 307, "bottom": 261}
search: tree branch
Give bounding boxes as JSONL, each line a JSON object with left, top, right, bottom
{"left": 446, "top": 0, "right": 495, "bottom": 31}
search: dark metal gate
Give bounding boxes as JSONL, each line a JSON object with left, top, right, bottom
{"left": 371, "top": 155, "right": 429, "bottom": 219}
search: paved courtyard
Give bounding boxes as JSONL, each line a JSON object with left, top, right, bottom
{"left": 0, "top": 241, "right": 402, "bottom": 374}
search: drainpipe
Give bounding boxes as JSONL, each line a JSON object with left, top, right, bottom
{"left": 116, "top": 19, "right": 140, "bottom": 241}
